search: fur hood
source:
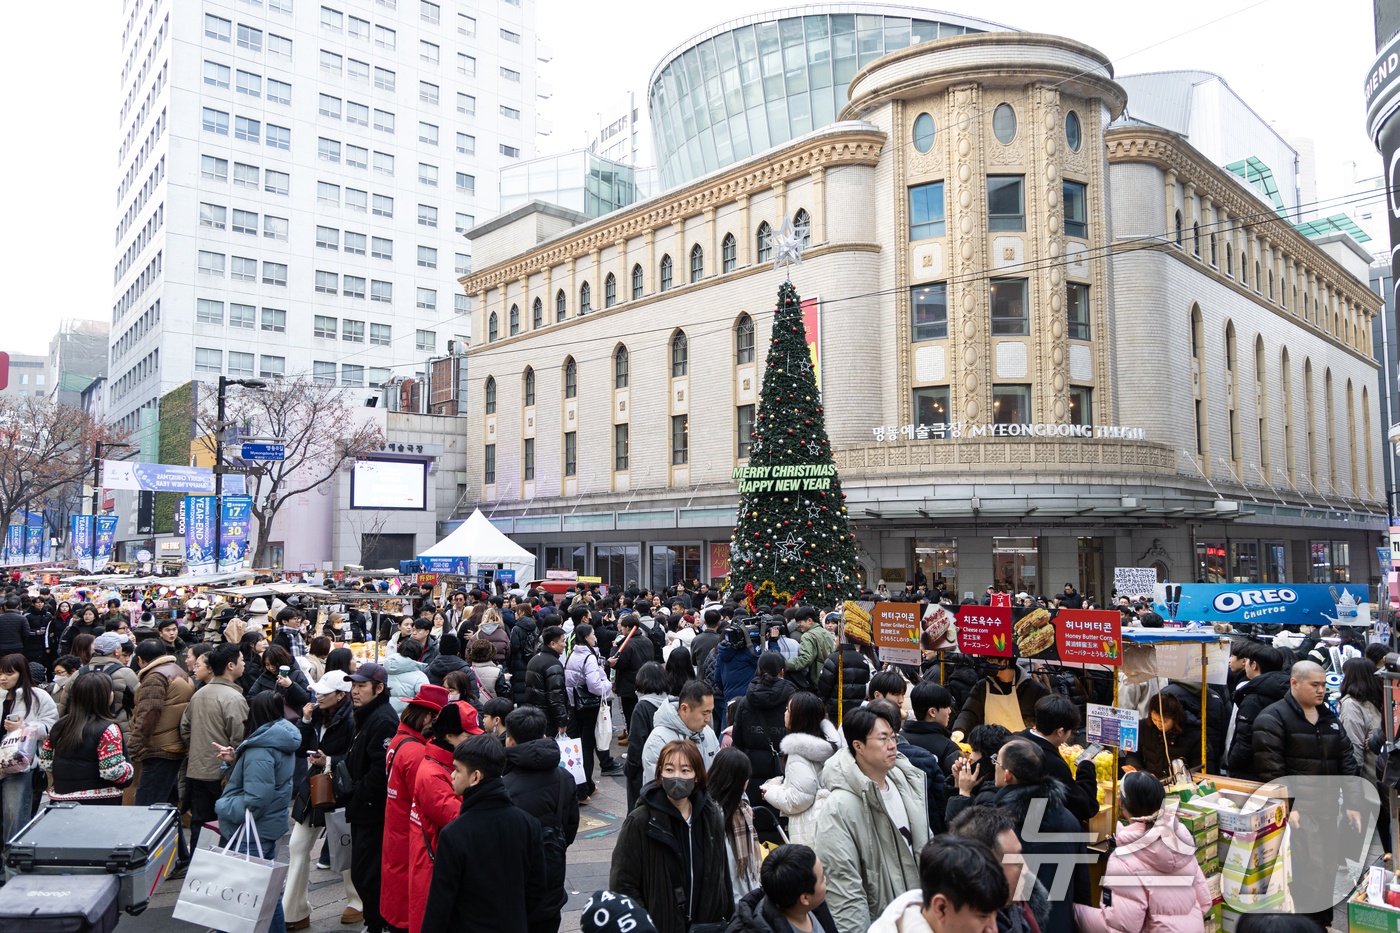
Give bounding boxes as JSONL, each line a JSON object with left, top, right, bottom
{"left": 779, "top": 727, "right": 838, "bottom": 764}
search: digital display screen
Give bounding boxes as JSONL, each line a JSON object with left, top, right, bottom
{"left": 350, "top": 460, "right": 426, "bottom": 510}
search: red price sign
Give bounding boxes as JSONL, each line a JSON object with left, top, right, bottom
{"left": 956, "top": 606, "right": 1013, "bottom": 657}
{"left": 1054, "top": 609, "right": 1122, "bottom": 666}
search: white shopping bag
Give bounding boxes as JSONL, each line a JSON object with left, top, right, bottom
{"left": 324, "top": 807, "right": 353, "bottom": 874}
{"left": 556, "top": 735, "right": 586, "bottom": 784}
{"left": 595, "top": 699, "right": 613, "bottom": 753}
{"left": 173, "top": 812, "right": 288, "bottom": 933}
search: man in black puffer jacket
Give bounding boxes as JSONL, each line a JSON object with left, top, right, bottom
{"left": 816, "top": 640, "right": 870, "bottom": 722}
{"left": 343, "top": 663, "right": 402, "bottom": 933}
{"left": 1224, "top": 644, "right": 1290, "bottom": 780}
{"left": 1253, "top": 660, "right": 1359, "bottom": 780}
{"left": 502, "top": 706, "right": 578, "bottom": 933}
{"left": 0, "top": 596, "right": 31, "bottom": 658}
{"left": 523, "top": 626, "right": 570, "bottom": 734}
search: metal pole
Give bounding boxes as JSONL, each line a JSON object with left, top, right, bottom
{"left": 91, "top": 442, "right": 103, "bottom": 517}
{"left": 215, "top": 376, "right": 226, "bottom": 575}
{"left": 1201, "top": 643, "right": 1208, "bottom": 773}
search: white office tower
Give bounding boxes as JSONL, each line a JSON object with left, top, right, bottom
{"left": 109, "top": 0, "right": 547, "bottom": 431}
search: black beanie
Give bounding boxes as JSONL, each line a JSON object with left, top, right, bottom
{"left": 580, "top": 892, "right": 656, "bottom": 933}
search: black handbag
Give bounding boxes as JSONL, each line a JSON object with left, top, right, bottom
{"left": 333, "top": 757, "right": 355, "bottom": 799}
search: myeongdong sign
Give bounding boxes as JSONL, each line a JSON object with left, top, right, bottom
{"left": 871, "top": 422, "right": 1147, "bottom": 442}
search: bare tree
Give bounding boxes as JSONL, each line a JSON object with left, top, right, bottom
{"left": 194, "top": 376, "right": 383, "bottom": 567}
{"left": 0, "top": 398, "right": 126, "bottom": 538}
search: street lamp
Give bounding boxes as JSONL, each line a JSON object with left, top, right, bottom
{"left": 91, "top": 441, "right": 132, "bottom": 516}
{"left": 213, "top": 376, "right": 267, "bottom": 575}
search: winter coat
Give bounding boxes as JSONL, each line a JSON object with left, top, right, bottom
{"left": 180, "top": 677, "right": 248, "bottom": 781}
{"left": 507, "top": 615, "right": 540, "bottom": 679}
{"left": 816, "top": 645, "right": 871, "bottom": 722}
{"left": 58, "top": 621, "right": 102, "bottom": 657}
{"left": 0, "top": 686, "right": 57, "bottom": 772}
{"left": 1018, "top": 729, "right": 1101, "bottom": 823}
{"left": 503, "top": 736, "right": 580, "bottom": 923}
{"left": 896, "top": 734, "right": 948, "bottom": 834}
{"left": 625, "top": 693, "right": 667, "bottom": 782}
{"left": 477, "top": 621, "right": 511, "bottom": 663}
{"left": 723, "top": 888, "right": 837, "bottom": 933}
{"left": 641, "top": 699, "right": 722, "bottom": 782}
{"left": 1126, "top": 716, "right": 1203, "bottom": 780}
{"left": 214, "top": 719, "right": 301, "bottom": 846}
{"left": 952, "top": 670, "right": 1049, "bottom": 735}
{"left": 691, "top": 630, "right": 721, "bottom": 672}
{"left": 246, "top": 665, "right": 313, "bottom": 710}
{"left": 382, "top": 723, "right": 430, "bottom": 930}
{"left": 994, "top": 779, "right": 1085, "bottom": 933}
{"left": 784, "top": 625, "right": 835, "bottom": 691}
{"left": 612, "top": 626, "right": 656, "bottom": 699}
{"left": 759, "top": 722, "right": 840, "bottom": 847}
{"left": 420, "top": 775, "right": 547, "bottom": 933}
{"left": 815, "top": 747, "right": 928, "bottom": 933}
{"left": 714, "top": 639, "right": 760, "bottom": 711}
{"left": 729, "top": 676, "right": 795, "bottom": 803}
{"left": 1253, "top": 691, "right": 1359, "bottom": 781}
{"left": 901, "top": 719, "right": 963, "bottom": 778}
{"left": 1340, "top": 695, "right": 1383, "bottom": 780}
{"left": 1076, "top": 815, "right": 1212, "bottom": 933}
{"left": 610, "top": 783, "right": 734, "bottom": 933}
{"left": 564, "top": 643, "right": 612, "bottom": 708}
{"left": 0, "top": 611, "right": 30, "bottom": 657}
{"left": 1163, "top": 681, "right": 1227, "bottom": 774}
{"left": 1224, "top": 669, "right": 1290, "bottom": 779}
{"left": 871, "top": 886, "right": 1051, "bottom": 933}
{"left": 409, "top": 742, "right": 460, "bottom": 933}
{"left": 290, "top": 696, "right": 355, "bottom": 826}
{"left": 944, "top": 773, "right": 999, "bottom": 824}
{"left": 523, "top": 646, "right": 570, "bottom": 732}
{"left": 386, "top": 654, "right": 431, "bottom": 713}
{"left": 424, "top": 652, "right": 471, "bottom": 686}
{"left": 344, "top": 688, "right": 401, "bottom": 824}
{"left": 636, "top": 615, "right": 667, "bottom": 659}
{"left": 130, "top": 657, "right": 195, "bottom": 762}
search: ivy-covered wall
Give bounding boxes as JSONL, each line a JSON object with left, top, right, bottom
{"left": 155, "top": 381, "right": 196, "bottom": 535}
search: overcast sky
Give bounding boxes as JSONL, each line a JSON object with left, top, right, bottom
{"left": 0, "top": 0, "right": 1380, "bottom": 356}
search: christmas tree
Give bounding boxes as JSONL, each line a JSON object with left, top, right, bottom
{"left": 725, "top": 279, "right": 862, "bottom": 609}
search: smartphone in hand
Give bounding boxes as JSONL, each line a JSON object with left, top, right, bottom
{"left": 1074, "top": 742, "right": 1105, "bottom": 765}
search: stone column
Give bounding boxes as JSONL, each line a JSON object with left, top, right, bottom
{"left": 518, "top": 275, "right": 529, "bottom": 330}
{"left": 812, "top": 167, "right": 826, "bottom": 245}
{"left": 541, "top": 268, "right": 553, "bottom": 322}
{"left": 703, "top": 207, "right": 716, "bottom": 277}
{"left": 773, "top": 180, "right": 787, "bottom": 229}
{"left": 566, "top": 257, "right": 576, "bottom": 317}
{"left": 616, "top": 239, "right": 628, "bottom": 302}
{"left": 643, "top": 230, "right": 655, "bottom": 295}
{"left": 589, "top": 249, "right": 601, "bottom": 309}
{"left": 1202, "top": 195, "right": 1215, "bottom": 265}
{"left": 1184, "top": 182, "right": 1197, "bottom": 257}
{"left": 672, "top": 219, "right": 686, "bottom": 283}
{"left": 1164, "top": 169, "right": 1177, "bottom": 245}
{"left": 737, "top": 195, "right": 751, "bottom": 266}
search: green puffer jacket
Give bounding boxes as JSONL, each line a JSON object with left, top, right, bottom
{"left": 813, "top": 748, "right": 928, "bottom": 933}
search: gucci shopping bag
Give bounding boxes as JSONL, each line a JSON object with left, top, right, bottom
{"left": 323, "top": 807, "right": 353, "bottom": 874}
{"left": 172, "top": 813, "right": 288, "bottom": 933}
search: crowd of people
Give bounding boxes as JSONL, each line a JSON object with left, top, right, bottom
{"left": 0, "top": 577, "right": 1379, "bottom": 933}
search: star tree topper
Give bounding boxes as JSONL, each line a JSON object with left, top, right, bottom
{"left": 770, "top": 215, "right": 806, "bottom": 277}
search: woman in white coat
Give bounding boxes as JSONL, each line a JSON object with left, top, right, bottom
{"left": 759, "top": 691, "right": 839, "bottom": 847}
{"left": 0, "top": 654, "right": 58, "bottom": 843}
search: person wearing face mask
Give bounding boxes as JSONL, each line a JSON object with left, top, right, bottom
{"left": 951, "top": 657, "right": 1049, "bottom": 735}
{"left": 610, "top": 739, "right": 733, "bottom": 933}
{"left": 420, "top": 733, "right": 547, "bottom": 933}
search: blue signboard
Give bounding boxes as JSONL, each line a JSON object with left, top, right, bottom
{"left": 219, "top": 496, "right": 253, "bottom": 572}
{"left": 1153, "top": 582, "right": 1372, "bottom": 626}
{"left": 23, "top": 520, "right": 42, "bottom": 565}
{"left": 93, "top": 516, "right": 118, "bottom": 571}
{"left": 71, "top": 516, "right": 93, "bottom": 570}
{"left": 240, "top": 443, "right": 286, "bottom": 462}
{"left": 417, "top": 556, "right": 469, "bottom": 575}
{"left": 102, "top": 461, "right": 245, "bottom": 495}
{"left": 185, "top": 496, "right": 217, "bottom": 574}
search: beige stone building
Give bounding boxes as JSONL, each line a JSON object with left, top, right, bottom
{"left": 457, "top": 26, "right": 1385, "bottom": 600}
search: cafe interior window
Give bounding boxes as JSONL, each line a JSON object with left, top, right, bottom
{"left": 1068, "top": 386, "right": 1091, "bottom": 427}
{"left": 1263, "top": 541, "right": 1286, "bottom": 584}
{"left": 1310, "top": 540, "right": 1350, "bottom": 583}
{"left": 913, "top": 386, "right": 950, "bottom": 429}
{"left": 911, "top": 283, "right": 947, "bottom": 341}
{"left": 1230, "top": 540, "right": 1260, "bottom": 584}
{"left": 1197, "top": 540, "right": 1227, "bottom": 584}
{"left": 914, "top": 538, "right": 957, "bottom": 597}
{"left": 992, "top": 385, "right": 1030, "bottom": 425}
{"left": 993, "top": 537, "right": 1039, "bottom": 596}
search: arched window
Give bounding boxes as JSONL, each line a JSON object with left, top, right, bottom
{"left": 756, "top": 222, "right": 772, "bottom": 263}
{"left": 1192, "top": 222, "right": 1200, "bottom": 257}
{"left": 1304, "top": 358, "right": 1317, "bottom": 489}
{"left": 579, "top": 281, "right": 591, "bottom": 314}
{"left": 1325, "top": 368, "right": 1336, "bottom": 492}
{"left": 1254, "top": 262, "right": 1260, "bottom": 291}
{"left": 614, "top": 345, "right": 629, "bottom": 389}
{"left": 794, "top": 209, "right": 811, "bottom": 248}
{"left": 509, "top": 304, "right": 519, "bottom": 336}
{"left": 671, "top": 331, "right": 688, "bottom": 378}
{"left": 1191, "top": 304, "right": 1206, "bottom": 458}
{"left": 604, "top": 273, "right": 616, "bottom": 308}
{"left": 1241, "top": 257, "right": 1248, "bottom": 287}
{"left": 1281, "top": 348, "right": 1295, "bottom": 485}
{"left": 1225, "top": 321, "right": 1240, "bottom": 477}
{"left": 1347, "top": 378, "right": 1358, "bottom": 496}
{"left": 1209, "top": 232, "right": 1217, "bottom": 266}
{"left": 1254, "top": 336, "right": 1268, "bottom": 474}
{"left": 488, "top": 312, "right": 498, "bottom": 342}
{"left": 735, "top": 313, "right": 755, "bottom": 364}
{"left": 1268, "top": 271, "right": 1274, "bottom": 302}
{"left": 564, "top": 357, "right": 577, "bottom": 399}
{"left": 660, "top": 254, "right": 673, "bottom": 292}
{"left": 631, "top": 263, "right": 643, "bottom": 300}
{"left": 555, "top": 289, "right": 566, "bottom": 322}
{"left": 1225, "top": 243, "right": 1233, "bottom": 278}
{"left": 1175, "top": 210, "right": 1182, "bottom": 246}
{"left": 532, "top": 297, "right": 542, "bottom": 329}
{"left": 484, "top": 376, "right": 496, "bottom": 414}
{"left": 690, "top": 244, "right": 703, "bottom": 283}
{"left": 722, "top": 233, "right": 737, "bottom": 273}
{"left": 524, "top": 367, "right": 535, "bottom": 406}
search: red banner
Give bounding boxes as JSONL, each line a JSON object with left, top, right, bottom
{"left": 956, "top": 606, "right": 1013, "bottom": 657}
{"left": 1053, "top": 609, "right": 1122, "bottom": 666}
{"left": 990, "top": 591, "right": 1012, "bottom": 608}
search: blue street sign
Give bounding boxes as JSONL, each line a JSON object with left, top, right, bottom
{"left": 240, "top": 442, "right": 286, "bottom": 461}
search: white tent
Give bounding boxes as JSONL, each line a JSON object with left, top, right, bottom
{"left": 417, "top": 509, "right": 536, "bottom": 582}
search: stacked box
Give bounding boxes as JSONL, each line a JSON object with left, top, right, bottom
{"left": 1175, "top": 806, "right": 1217, "bottom": 835}
{"left": 1218, "top": 825, "right": 1284, "bottom": 874}
{"left": 1203, "top": 903, "right": 1223, "bottom": 933}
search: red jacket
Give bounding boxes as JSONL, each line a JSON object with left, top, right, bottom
{"left": 381, "top": 724, "right": 429, "bottom": 930}
{"left": 408, "top": 742, "right": 460, "bottom": 933}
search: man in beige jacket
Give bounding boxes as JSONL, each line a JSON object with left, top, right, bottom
{"left": 179, "top": 642, "right": 248, "bottom": 850}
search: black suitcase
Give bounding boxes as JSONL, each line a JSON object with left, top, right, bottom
{"left": 4, "top": 803, "right": 179, "bottom": 915}
{"left": 0, "top": 874, "right": 120, "bottom": 933}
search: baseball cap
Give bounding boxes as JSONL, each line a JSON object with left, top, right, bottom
{"left": 347, "top": 662, "right": 388, "bottom": 685}
{"left": 311, "top": 670, "right": 353, "bottom": 695}
{"left": 92, "top": 633, "right": 126, "bottom": 657}
{"left": 405, "top": 683, "right": 450, "bottom": 712}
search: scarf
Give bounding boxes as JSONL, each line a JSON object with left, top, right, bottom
{"left": 729, "top": 799, "right": 761, "bottom": 894}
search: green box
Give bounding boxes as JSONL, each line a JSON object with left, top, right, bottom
{"left": 1193, "top": 824, "right": 1220, "bottom": 849}
{"left": 1176, "top": 806, "right": 1217, "bottom": 834}
{"left": 1349, "top": 895, "right": 1400, "bottom": 933}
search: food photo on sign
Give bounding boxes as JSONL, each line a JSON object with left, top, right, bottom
{"left": 953, "top": 605, "right": 1121, "bottom": 665}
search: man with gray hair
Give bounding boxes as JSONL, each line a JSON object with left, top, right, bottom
{"left": 1252, "top": 660, "right": 1358, "bottom": 782}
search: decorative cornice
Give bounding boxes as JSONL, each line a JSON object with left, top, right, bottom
{"left": 459, "top": 126, "right": 886, "bottom": 295}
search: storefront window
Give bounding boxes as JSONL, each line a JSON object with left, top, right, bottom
{"left": 1332, "top": 542, "right": 1350, "bottom": 582}
{"left": 1311, "top": 541, "right": 1351, "bottom": 583}
{"left": 1197, "top": 540, "right": 1226, "bottom": 584}
{"left": 1263, "top": 542, "right": 1286, "bottom": 584}
{"left": 545, "top": 544, "right": 586, "bottom": 577}
{"left": 993, "top": 537, "right": 1039, "bottom": 595}
{"left": 594, "top": 544, "right": 640, "bottom": 590}
{"left": 651, "top": 544, "right": 701, "bottom": 592}
{"left": 1230, "top": 541, "right": 1259, "bottom": 584}
{"left": 913, "top": 538, "right": 957, "bottom": 595}
{"left": 1077, "top": 537, "right": 1103, "bottom": 603}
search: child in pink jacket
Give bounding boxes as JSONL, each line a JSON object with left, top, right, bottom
{"left": 1075, "top": 772, "right": 1213, "bottom": 933}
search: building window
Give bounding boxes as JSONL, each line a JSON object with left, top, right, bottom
{"left": 206, "top": 14, "right": 232, "bottom": 41}
{"left": 990, "top": 279, "right": 1028, "bottom": 335}
{"left": 343, "top": 319, "right": 364, "bottom": 343}
{"left": 341, "top": 364, "right": 363, "bottom": 387}
{"left": 195, "top": 348, "right": 222, "bottom": 374}
{"left": 913, "top": 112, "right": 936, "bottom": 152}
{"left": 454, "top": 294, "right": 469, "bottom": 314}
{"left": 1063, "top": 181, "right": 1087, "bottom": 238}
{"left": 458, "top": 253, "right": 472, "bottom": 274}
{"left": 262, "top": 308, "right": 286, "bottom": 332}
{"left": 458, "top": 93, "right": 475, "bottom": 115}
{"left": 315, "top": 271, "right": 338, "bottom": 294}
{"left": 238, "top": 24, "right": 263, "bottom": 51}
{"left": 1069, "top": 386, "right": 1092, "bottom": 426}
{"left": 671, "top": 331, "right": 688, "bottom": 377}
{"left": 615, "top": 423, "right": 629, "bottom": 471}
{"left": 992, "top": 385, "right": 1031, "bottom": 424}
{"left": 737, "top": 404, "right": 756, "bottom": 458}
{"left": 455, "top": 213, "right": 473, "bottom": 233}
{"left": 314, "top": 315, "right": 337, "bottom": 338}
{"left": 614, "top": 346, "right": 629, "bottom": 388}
{"left": 631, "top": 263, "right": 644, "bottom": 300}
{"left": 1065, "top": 110, "right": 1082, "bottom": 152}
{"left": 524, "top": 438, "right": 535, "bottom": 481}
{"left": 203, "top": 108, "right": 230, "bottom": 136}
{"left": 232, "top": 257, "right": 257, "bottom": 281}
{"left": 202, "top": 155, "right": 228, "bottom": 182}
{"left": 233, "top": 207, "right": 260, "bottom": 237}
{"left": 417, "top": 246, "right": 437, "bottom": 268}
{"left": 672, "top": 414, "right": 689, "bottom": 465}
{"left": 605, "top": 274, "right": 617, "bottom": 308}
{"left": 371, "top": 280, "right": 392, "bottom": 303}
{"left": 500, "top": 66, "right": 520, "bottom": 81}
{"left": 736, "top": 314, "right": 755, "bottom": 364}
{"left": 913, "top": 386, "right": 950, "bottom": 427}
{"left": 1194, "top": 223, "right": 1202, "bottom": 258}
{"left": 564, "top": 358, "right": 577, "bottom": 398}
{"left": 374, "top": 152, "right": 395, "bottom": 175}
{"left": 1066, "top": 283, "right": 1090, "bottom": 340}
{"left": 266, "top": 171, "right": 290, "bottom": 196}
{"left": 556, "top": 290, "right": 566, "bottom": 322}
{"left": 484, "top": 445, "right": 496, "bottom": 485}
{"left": 370, "top": 323, "right": 390, "bottom": 345}
{"left": 414, "top": 330, "right": 435, "bottom": 353}
{"left": 757, "top": 222, "right": 772, "bottom": 263}
{"left": 198, "top": 251, "right": 225, "bottom": 276}
{"left": 421, "top": 0, "right": 440, "bottom": 23}
{"left": 419, "top": 163, "right": 438, "bottom": 187}
{"left": 230, "top": 304, "right": 256, "bottom": 329}
{"left": 267, "top": 79, "right": 290, "bottom": 105}
{"left": 263, "top": 215, "right": 288, "bottom": 240}
{"left": 457, "top": 133, "right": 476, "bottom": 155}
{"left": 532, "top": 298, "right": 542, "bottom": 328}
{"left": 418, "top": 205, "right": 437, "bottom": 227}
{"left": 689, "top": 244, "right": 703, "bottom": 283}
{"left": 373, "top": 194, "right": 394, "bottom": 217}
{"left": 266, "top": 125, "right": 290, "bottom": 150}
{"left": 660, "top": 255, "right": 673, "bottom": 292}
{"left": 420, "top": 41, "right": 439, "bottom": 65}
{"left": 911, "top": 283, "right": 947, "bottom": 341}
{"left": 374, "top": 110, "right": 396, "bottom": 135}
{"left": 229, "top": 352, "right": 254, "bottom": 378}
{"left": 259, "top": 355, "right": 285, "bottom": 379}
{"left": 524, "top": 368, "right": 536, "bottom": 406}
{"left": 580, "top": 282, "right": 591, "bottom": 313}
{"left": 372, "top": 236, "right": 393, "bottom": 260}
{"left": 318, "top": 137, "right": 340, "bottom": 162}
{"left": 1175, "top": 210, "right": 1183, "bottom": 246}
{"left": 987, "top": 176, "right": 1025, "bottom": 231}
{"left": 373, "top": 67, "right": 395, "bottom": 91}
{"left": 908, "top": 182, "right": 945, "bottom": 240}
{"left": 420, "top": 82, "right": 439, "bottom": 105}
{"left": 233, "top": 162, "right": 259, "bottom": 187}
{"left": 484, "top": 376, "right": 497, "bottom": 414}
{"left": 200, "top": 203, "right": 227, "bottom": 229}
{"left": 456, "top": 173, "right": 474, "bottom": 193}
{"left": 317, "top": 182, "right": 339, "bottom": 206}
{"left": 992, "top": 103, "right": 1017, "bottom": 143}
{"left": 1225, "top": 243, "right": 1233, "bottom": 277}
{"left": 344, "top": 276, "right": 365, "bottom": 298}
{"left": 417, "top": 289, "right": 437, "bottom": 311}
{"left": 205, "top": 61, "right": 230, "bottom": 89}
{"left": 564, "top": 432, "right": 577, "bottom": 476}
{"left": 197, "top": 299, "right": 224, "bottom": 325}
{"left": 794, "top": 209, "right": 811, "bottom": 248}
{"left": 459, "top": 54, "right": 476, "bottom": 76}
{"left": 508, "top": 304, "right": 518, "bottom": 334}
{"left": 722, "top": 234, "right": 737, "bottom": 272}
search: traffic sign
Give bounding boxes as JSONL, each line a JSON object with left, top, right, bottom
{"left": 240, "top": 442, "right": 286, "bottom": 461}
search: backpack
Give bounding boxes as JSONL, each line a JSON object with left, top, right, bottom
{"left": 515, "top": 626, "right": 540, "bottom": 668}
{"left": 538, "top": 769, "right": 573, "bottom": 893}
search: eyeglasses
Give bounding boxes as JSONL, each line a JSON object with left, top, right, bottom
{"left": 989, "top": 754, "right": 1000, "bottom": 768}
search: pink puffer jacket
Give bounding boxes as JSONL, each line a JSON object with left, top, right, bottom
{"left": 1074, "top": 815, "right": 1211, "bottom": 933}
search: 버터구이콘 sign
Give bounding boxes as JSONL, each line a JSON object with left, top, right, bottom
{"left": 872, "top": 602, "right": 921, "bottom": 665}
